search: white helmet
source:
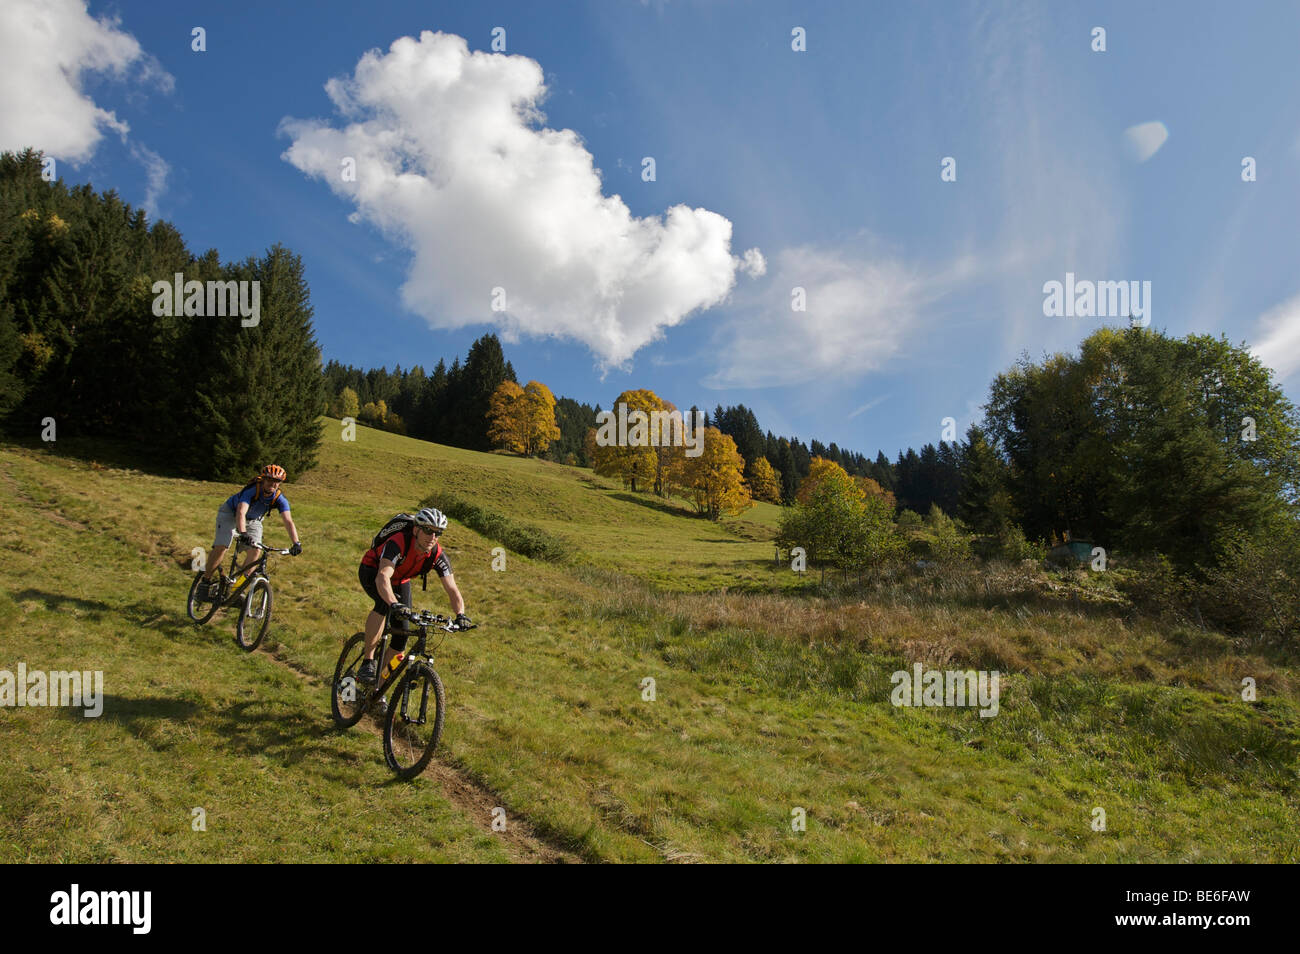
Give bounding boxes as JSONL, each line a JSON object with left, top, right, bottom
{"left": 414, "top": 507, "right": 448, "bottom": 532}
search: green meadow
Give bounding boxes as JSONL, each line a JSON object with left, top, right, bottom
{"left": 1, "top": 420, "right": 1295, "bottom": 862}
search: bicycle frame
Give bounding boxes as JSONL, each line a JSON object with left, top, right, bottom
{"left": 367, "top": 608, "right": 439, "bottom": 700}
{"left": 219, "top": 543, "right": 287, "bottom": 605}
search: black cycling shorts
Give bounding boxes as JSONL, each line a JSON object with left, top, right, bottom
{"left": 358, "top": 563, "right": 413, "bottom": 649}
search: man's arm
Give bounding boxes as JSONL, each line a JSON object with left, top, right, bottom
{"left": 281, "top": 510, "right": 300, "bottom": 545}
{"left": 376, "top": 562, "right": 400, "bottom": 608}
{"left": 235, "top": 501, "right": 250, "bottom": 534}
{"left": 440, "top": 573, "right": 466, "bottom": 616}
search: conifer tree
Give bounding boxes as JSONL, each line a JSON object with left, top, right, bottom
{"left": 455, "top": 334, "right": 515, "bottom": 450}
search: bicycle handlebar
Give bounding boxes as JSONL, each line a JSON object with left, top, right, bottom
{"left": 389, "top": 604, "right": 477, "bottom": 632}
{"left": 249, "top": 542, "right": 293, "bottom": 555}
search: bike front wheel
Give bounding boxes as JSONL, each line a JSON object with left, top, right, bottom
{"left": 234, "top": 576, "right": 273, "bottom": 651}
{"left": 331, "top": 632, "right": 372, "bottom": 729}
{"left": 186, "top": 572, "right": 222, "bottom": 625}
{"left": 383, "top": 663, "right": 445, "bottom": 779}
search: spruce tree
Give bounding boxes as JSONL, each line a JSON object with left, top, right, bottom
{"left": 778, "top": 439, "right": 799, "bottom": 503}
{"left": 455, "top": 334, "right": 513, "bottom": 450}
{"left": 958, "top": 425, "right": 1014, "bottom": 534}
{"left": 186, "top": 245, "right": 324, "bottom": 479}
{"left": 0, "top": 302, "right": 21, "bottom": 418}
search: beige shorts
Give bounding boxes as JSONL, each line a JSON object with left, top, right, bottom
{"left": 213, "top": 507, "right": 263, "bottom": 551}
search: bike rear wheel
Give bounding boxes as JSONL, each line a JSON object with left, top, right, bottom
{"left": 331, "top": 632, "right": 373, "bottom": 729}
{"left": 186, "top": 572, "right": 222, "bottom": 625}
{"left": 235, "top": 576, "right": 273, "bottom": 651}
{"left": 383, "top": 663, "right": 445, "bottom": 779}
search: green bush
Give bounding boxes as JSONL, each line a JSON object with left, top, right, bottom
{"left": 1115, "top": 554, "right": 1193, "bottom": 622}
{"left": 1197, "top": 519, "right": 1300, "bottom": 649}
{"left": 926, "top": 505, "right": 971, "bottom": 563}
{"left": 428, "top": 492, "right": 571, "bottom": 563}
{"left": 996, "top": 524, "right": 1046, "bottom": 563}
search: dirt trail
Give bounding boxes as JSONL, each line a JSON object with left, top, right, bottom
{"left": 262, "top": 642, "right": 584, "bottom": 864}
{"left": 6, "top": 459, "right": 584, "bottom": 863}
{"left": 1, "top": 467, "right": 84, "bottom": 529}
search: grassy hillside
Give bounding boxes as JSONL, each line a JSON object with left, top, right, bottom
{"left": 1, "top": 421, "right": 1296, "bottom": 862}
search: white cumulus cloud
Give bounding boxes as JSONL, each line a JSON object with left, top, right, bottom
{"left": 1251, "top": 292, "right": 1300, "bottom": 382}
{"left": 0, "top": 0, "right": 171, "bottom": 163}
{"left": 737, "top": 247, "right": 767, "bottom": 278}
{"left": 279, "top": 31, "right": 761, "bottom": 369}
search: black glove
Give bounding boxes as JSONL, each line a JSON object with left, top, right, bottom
{"left": 454, "top": 613, "right": 472, "bottom": 630}
{"left": 237, "top": 532, "right": 255, "bottom": 546}
{"left": 290, "top": 542, "right": 302, "bottom": 556}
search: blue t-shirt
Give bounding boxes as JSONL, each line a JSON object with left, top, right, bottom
{"left": 223, "top": 484, "right": 291, "bottom": 522}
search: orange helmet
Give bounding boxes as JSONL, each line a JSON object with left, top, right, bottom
{"left": 260, "top": 464, "right": 287, "bottom": 481}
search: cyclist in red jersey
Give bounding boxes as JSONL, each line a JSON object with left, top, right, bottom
{"left": 356, "top": 507, "right": 468, "bottom": 685}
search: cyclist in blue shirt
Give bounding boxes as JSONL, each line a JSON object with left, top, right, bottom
{"left": 200, "top": 464, "right": 301, "bottom": 599}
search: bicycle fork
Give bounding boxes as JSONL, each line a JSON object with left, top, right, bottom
{"left": 396, "top": 663, "right": 431, "bottom": 726}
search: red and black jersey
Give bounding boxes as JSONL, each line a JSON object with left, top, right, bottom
{"left": 361, "top": 530, "right": 453, "bottom": 584}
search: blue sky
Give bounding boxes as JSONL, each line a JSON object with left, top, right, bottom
{"left": 4, "top": 0, "right": 1299, "bottom": 461}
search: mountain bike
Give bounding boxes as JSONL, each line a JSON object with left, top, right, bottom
{"left": 185, "top": 541, "right": 293, "bottom": 651}
{"left": 330, "top": 604, "right": 476, "bottom": 779}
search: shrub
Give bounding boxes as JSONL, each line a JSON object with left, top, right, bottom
{"left": 1196, "top": 520, "right": 1300, "bottom": 649}
{"left": 996, "top": 524, "right": 1046, "bottom": 563}
{"left": 926, "top": 505, "right": 971, "bottom": 563}
{"left": 427, "top": 492, "right": 571, "bottom": 563}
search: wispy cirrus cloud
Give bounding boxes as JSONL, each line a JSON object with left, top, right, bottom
{"left": 704, "top": 244, "right": 977, "bottom": 389}
{"left": 129, "top": 143, "right": 170, "bottom": 219}
{"left": 848, "top": 394, "right": 890, "bottom": 419}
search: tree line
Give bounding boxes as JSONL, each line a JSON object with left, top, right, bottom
{"left": 325, "top": 322, "right": 1300, "bottom": 580}
{"left": 0, "top": 149, "right": 324, "bottom": 479}
{"left": 326, "top": 347, "right": 966, "bottom": 517}
{"left": 10, "top": 148, "right": 1292, "bottom": 590}
{"left": 323, "top": 335, "right": 599, "bottom": 465}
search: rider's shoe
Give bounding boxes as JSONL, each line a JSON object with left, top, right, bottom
{"left": 357, "top": 658, "right": 378, "bottom": 685}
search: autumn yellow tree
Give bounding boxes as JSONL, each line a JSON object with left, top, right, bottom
{"left": 522, "top": 381, "right": 561, "bottom": 455}
{"left": 337, "top": 386, "right": 360, "bottom": 420}
{"left": 854, "top": 474, "right": 896, "bottom": 511}
{"left": 358, "top": 399, "right": 388, "bottom": 428}
{"left": 797, "top": 457, "right": 864, "bottom": 505}
{"left": 592, "top": 388, "right": 670, "bottom": 492}
{"left": 487, "top": 380, "right": 528, "bottom": 454}
{"left": 670, "top": 427, "right": 752, "bottom": 520}
{"left": 487, "top": 380, "right": 560, "bottom": 456}
{"left": 745, "top": 456, "right": 783, "bottom": 503}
